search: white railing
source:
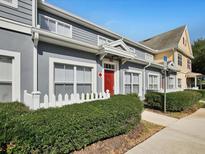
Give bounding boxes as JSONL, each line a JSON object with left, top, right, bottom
{"left": 24, "top": 90, "right": 110, "bottom": 110}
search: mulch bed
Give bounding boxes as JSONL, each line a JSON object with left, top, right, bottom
{"left": 73, "top": 121, "right": 163, "bottom": 154}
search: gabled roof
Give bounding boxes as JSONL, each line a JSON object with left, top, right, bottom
{"left": 140, "top": 26, "right": 186, "bottom": 51}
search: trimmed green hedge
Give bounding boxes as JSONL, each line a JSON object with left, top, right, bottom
{"left": 0, "top": 95, "right": 143, "bottom": 153}
{"left": 145, "top": 91, "right": 202, "bottom": 111}
{"left": 185, "top": 89, "right": 205, "bottom": 99}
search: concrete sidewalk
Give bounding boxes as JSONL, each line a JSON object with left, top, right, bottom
{"left": 142, "top": 110, "right": 178, "bottom": 126}
{"left": 127, "top": 108, "right": 205, "bottom": 154}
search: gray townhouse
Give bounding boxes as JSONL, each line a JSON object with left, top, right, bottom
{"left": 0, "top": 0, "right": 177, "bottom": 103}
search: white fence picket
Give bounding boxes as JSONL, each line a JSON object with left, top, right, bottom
{"left": 23, "top": 90, "right": 110, "bottom": 110}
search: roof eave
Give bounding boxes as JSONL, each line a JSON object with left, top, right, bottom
{"left": 38, "top": 0, "right": 156, "bottom": 54}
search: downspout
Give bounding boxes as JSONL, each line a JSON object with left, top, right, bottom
{"left": 143, "top": 62, "right": 151, "bottom": 99}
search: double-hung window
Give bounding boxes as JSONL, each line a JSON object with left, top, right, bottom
{"left": 148, "top": 74, "right": 159, "bottom": 90}
{"left": 98, "top": 36, "right": 112, "bottom": 46}
{"left": 125, "top": 72, "right": 140, "bottom": 94}
{"left": 40, "top": 14, "right": 72, "bottom": 38}
{"left": 76, "top": 66, "right": 92, "bottom": 94}
{"left": 168, "top": 76, "right": 175, "bottom": 89}
{"left": 178, "top": 54, "right": 182, "bottom": 66}
{"left": 54, "top": 63, "right": 92, "bottom": 96}
{"left": 178, "top": 78, "right": 182, "bottom": 88}
{"left": 54, "top": 64, "right": 74, "bottom": 96}
{"left": 187, "top": 59, "right": 191, "bottom": 70}
{"left": 0, "top": 56, "right": 12, "bottom": 102}
{"left": 0, "top": 0, "right": 18, "bottom": 8}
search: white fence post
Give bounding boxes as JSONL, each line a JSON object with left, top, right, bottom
{"left": 31, "top": 91, "right": 41, "bottom": 110}
{"left": 44, "top": 94, "right": 49, "bottom": 108}
{"left": 64, "top": 94, "right": 69, "bottom": 105}
{"left": 58, "top": 94, "right": 63, "bottom": 107}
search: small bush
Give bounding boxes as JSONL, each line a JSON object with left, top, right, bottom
{"left": 0, "top": 95, "right": 143, "bottom": 153}
{"left": 145, "top": 92, "right": 163, "bottom": 110}
{"left": 145, "top": 91, "right": 202, "bottom": 112}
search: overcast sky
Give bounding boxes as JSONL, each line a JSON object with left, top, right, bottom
{"left": 48, "top": 0, "right": 205, "bottom": 42}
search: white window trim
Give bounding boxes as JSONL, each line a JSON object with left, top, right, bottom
{"left": 97, "top": 35, "right": 112, "bottom": 46}
{"left": 0, "top": 0, "right": 18, "bottom": 8}
{"left": 0, "top": 49, "right": 21, "bottom": 101}
{"left": 123, "top": 69, "right": 143, "bottom": 97}
{"left": 168, "top": 75, "right": 176, "bottom": 89}
{"left": 102, "top": 59, "right": 119, "bottom": 95}
{"left": 49, "top": 57, "right": 97, "bottom": 100}
{"left": 39, "top": 14, "right": 72, "bottom": 38}
{"left": 147, "top": 72, "right": 160, "bottom": 91}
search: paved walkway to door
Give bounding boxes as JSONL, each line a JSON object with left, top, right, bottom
{"left": 142, "top": 110, "right": 178, "bottom": 126}
{"left": 127, "top": 108, "right": 205, "bottom": 154}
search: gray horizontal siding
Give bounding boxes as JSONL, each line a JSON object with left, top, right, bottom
{"left": 37, "top": 10, "right": 154, "bottom": 60}
{"left": 72, "top": 26, "right": 98, "bottom": 45}
{"left": 0, "top": 0, "right": 32, "bottom": 25}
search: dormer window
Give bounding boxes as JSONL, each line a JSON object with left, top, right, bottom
{"left": 39, "top": 14, "right": 72, "bottom": 38}
{"left": 98, "top": 36, "right": 112, "bottom": 46}
{"left": 0, "top": 0, "right": 18, "bottom": 8}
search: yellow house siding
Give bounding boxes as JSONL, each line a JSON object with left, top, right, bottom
{"left": 178, "top": 28, "right": 193, "bottom": 58}
{"left": 154, "top": 50, "right": 174, "bottom": 64}
{"left": 176, "top": 52, "right": 192, "bottom": 74}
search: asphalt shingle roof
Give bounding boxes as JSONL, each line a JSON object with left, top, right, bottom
{"left": 140, "top": 26, "right": 186, "bottom": 51}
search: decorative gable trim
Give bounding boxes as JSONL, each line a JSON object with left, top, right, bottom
{"left": 107, "top": 39, "right": 130, "bottom": 52}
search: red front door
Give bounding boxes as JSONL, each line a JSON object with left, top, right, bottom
{"left": 104, "top": 70, "right": 114, "bottom": 95}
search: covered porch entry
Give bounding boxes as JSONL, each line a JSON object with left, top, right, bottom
{"left": 186, "top": 72, "right": 203, "bottom": 89}
{"left": 98, "top": 39, "right": 135, "bottom": 95}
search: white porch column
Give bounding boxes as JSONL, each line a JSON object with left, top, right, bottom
{"left": 195, "top": 76, "right": 197, "bottom": 88}
{"left": 33, "top": 31, "right": 39, "bottom": 92}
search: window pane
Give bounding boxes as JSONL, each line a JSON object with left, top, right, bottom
{"left": 133, "top": 85, "right": 139, "bottom": 94}
{"left": 64, "top": 25, "right": 71, "bottom": 36}
{"left": 57, "top": 22, "right": 65, "bottom": 36}
{"left": 0, "top": 83, "right": 12, "bottom": 102}
{"left": 41, "top": 16, "right": 49, "bottom": 30}
{"left": 125, "top": 85, "right": 131, "bottom": 94}
{"left": 77, "top": 66, "right": 84, "bottom": 83}
{"left": 54, "top": 64, "right": 65, "bottom": 82}
{"left": 84, "top": 67, "right": 92, "bottom": 83}
{"left": 55, "top": 84, "right": 65, "bottom": 96}
{"left": 77, "top": 84, "right": 91, "bottom": 94}
{"left": 0, "top": 57, "right": 12, "bottom": 81}
{"left": 65, "top": 65, "right": 74, "bottom": 83}
{"left": 133, "top": 73, "right": 139, "bottom": 84}
{"left": 49, "top": 19, "right": 56, "bottom": 32}
{"left": 125, "top": 73, "right": 131, "bottom": 84}
{"left": 65, "top": 84, "right": 74, "bottom": 95}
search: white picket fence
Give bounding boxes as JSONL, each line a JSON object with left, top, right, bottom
{"left": 24, "top": 90, "right": 110, "bottom": 110}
